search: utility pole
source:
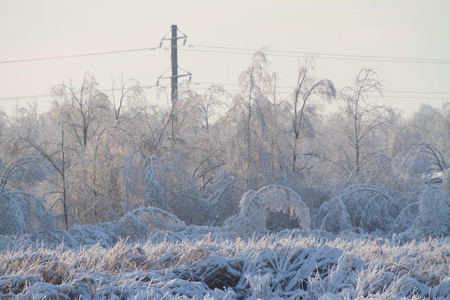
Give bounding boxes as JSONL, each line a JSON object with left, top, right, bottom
{"left": 158, "top": 25, "right": 192, "bottom": 142}
{"left": 171, "top": 25, "right": 178, "bottom": 106}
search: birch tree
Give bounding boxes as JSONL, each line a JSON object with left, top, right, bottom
{"left": 52, "top": 73, "right": 111, "bottom": 149}
{"left": 338, "top": 68, "right": 394, "bottom": 183}
{"left": 290, "top": 58, "right": 336, "bottom": 174}
{"left": 238, "top": 50, "right": 273, "bottom": 178}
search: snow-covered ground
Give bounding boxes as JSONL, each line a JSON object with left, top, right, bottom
{"left": 1, "top": 227, "right": 449, "bottom": 299}
{"left": 1, "top": 184, "right": 450, "bottom": 299}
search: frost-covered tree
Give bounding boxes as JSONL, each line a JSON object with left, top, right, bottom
{"left": 17, "top": 126, "right": 73, "bottom": 229}
{"left": 290, "top": 58, "right": 336, "bottom": 174}
{"left": 52, "top": 73, "right": 111, "bottom": 149}
{"left": 335, "top": 68, "right": 395, "bottom": 184}
{"left": 68, "top": 124, "right": 139, "bottom": 225}
{"left": 0, "top": 156, "right": 49, "bottom": 193}
{"left": 411, "top": 104, "right": 447, "bottom": 145}
{"left": 237, "top": 50, "right": 276, "bottom": 180}
{"left": 8, "top": 102, "right": 41, "bottom": 140}
{"left": 183, "top": 84, "right": 228, "bottom": 136}
{"left": 164, "top": 83, "right": 228, "bottom": 192}
{"left": 110, "top": 76, "right": 144, "bottom": 121}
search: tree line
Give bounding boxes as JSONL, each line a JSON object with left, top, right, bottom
{"left": 1, "top": 51, "right": 449, "bottom": 237}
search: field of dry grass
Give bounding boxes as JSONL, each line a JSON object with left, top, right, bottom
{"left": 1, "top": 230, "right": 449, "bottom": 299}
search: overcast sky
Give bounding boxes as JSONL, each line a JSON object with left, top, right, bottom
{"left": 1, "top": 0, "right": 449, "bottom": 116}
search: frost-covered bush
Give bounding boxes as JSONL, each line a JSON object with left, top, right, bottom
{"left": 315, "top": 185, "right": 401, "bottom": 234}
{"left": 122, "top": 149, "right": 218, "bottom": 226}
{"left": 314, "top": 196, "right": 352, "bottom": 234}
{"left": 225, "top": 185, "right": 311, "bottom": 237}
{"left": 405, "top": 186, "right": 450, "bottom": 238}
{"left": 117, "top": 207, "right": 186, "bottom": 239}
{"left": 121, "top": 151, "right": 170, "bottom": 213}
{"left": 0, "top": 192, "right": 56, "bottom": 237}
{"left": 393, "top": 170, "right": 450, "bottom": 239}
{"left": 156, "top": 153, "right": 213, "bottom": 226}
{"left": 144, "top": 156, "right": 169, "bottom": 211}
{"left": 202, "top": 173, "right": 242, "bottom": 226}
{"left": 45, "top": 207, "right": 187, "bottom": 247}
{"left": 392, "top": 201, "right": 419, "bottom": 235}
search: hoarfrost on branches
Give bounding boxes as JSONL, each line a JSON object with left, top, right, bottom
{"left": 406, "top": 185, "right": 450, "bottom": 238}
{"left": 315, "top": 195, "right": 352, "bottom": 233}
{"left": 144, "top": 156, "right": 169, "bottom": 211}
{"left": 0, "top": 192, "right": 56, "bottom": 237}
{"left": 315, "top": 185, "right": 401, "bottom": 233}
{"left": 225, "top": 185, "right": 311, "bottom": 237}
{"left": 121, "top": 150, "right": 171, "bottom": 214}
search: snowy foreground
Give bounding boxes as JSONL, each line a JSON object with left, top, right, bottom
{"left": 1, "top": 226, "right": 449, "bottom": 299}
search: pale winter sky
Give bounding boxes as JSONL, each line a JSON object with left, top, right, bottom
{"left": 0, "top": 0, "right": 449, "bottom": 116}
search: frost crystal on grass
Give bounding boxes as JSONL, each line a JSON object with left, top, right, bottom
{"left": 1, "top": 233, "right": 449, "bottom": 299}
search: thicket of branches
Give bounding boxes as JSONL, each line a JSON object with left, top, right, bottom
{"left": 1, "top": 53, "right": 449, "bottom": 239}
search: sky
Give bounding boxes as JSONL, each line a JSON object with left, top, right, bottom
{"left": 1, "top": 0, "right": 449, "bottom": 117}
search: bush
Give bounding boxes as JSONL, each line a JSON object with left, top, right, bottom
{"left": 225, "top": 185, "right": 311, "bottom": 237}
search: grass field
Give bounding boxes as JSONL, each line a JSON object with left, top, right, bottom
{"left": 1, "top": 229, "right": 449, "bottom": 299}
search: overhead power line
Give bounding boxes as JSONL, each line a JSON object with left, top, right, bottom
{"left": 0, "top": 94, "right": 52, "bottom": 101}
{"left": 190, "top": 82, "right": 450, "bottom": 95}
{"left": 184, "top": 45, "right": 450, "bottom": 65}
{"left": 1, "top": 83, "right": 449, "bottom": 103}
{"left": 0, "top": 85, "right": 156, "bottom": 102}
{"left": 0, "top": 47, "right": 161, "bottom": 64}
{"left": 1, "top": 43, "right": 449, "bottom": 65}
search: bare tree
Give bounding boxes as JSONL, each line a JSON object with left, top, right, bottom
{"left": 187, "top": 84, "right": 228, "bottom": 136}
{"left": 239, "top": 50, "right": 273, "bottom": 176}
{"left": 110, "top": 76, "right": 144, "bottom": 120}
{"left": 291, "top": 58, "right": 336, "bottom": 173}
{"left": 17, "top": 126, "right": 71, "bottom": 229}
{"left": 52, "top": 73, "right": 111, "bottom": 149}
{"left": 337, "top": 69, "right": 394, "bottom": 181}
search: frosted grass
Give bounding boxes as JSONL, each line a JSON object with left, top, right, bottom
{"left": 1, "top": 231, "right": 449, "bottom": 299}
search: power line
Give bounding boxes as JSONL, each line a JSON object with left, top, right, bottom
{"left": 1, "top": 42, "right": 449, "bottom": 102}
{"left": 0, "top": 94, "right": 52, "bottom": 102}
{"left": 385, "top": 90, "right": 450, "bottom": 95}
{"left": 190, "top": 82, "right": 450, "bottom": 95}
{"left": 0, "top": 84, "right": 158, "bottom": 102}
{"left": 1, "top": 43, "right": 449, "bottom": 65}
{"left": 184, "top": 45, "right": 450, "bottom": 65}
{"left": 188, "top": 89, "right": 450, "bottom": 100}
{"left": 3, "top": 84, "right": 448, "bottom": 102}
{"left": 0, "top": 47, "right": 161, "bottom": 64}
{"left": 190, "top": 45, "right": 450, "bottom": 62}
